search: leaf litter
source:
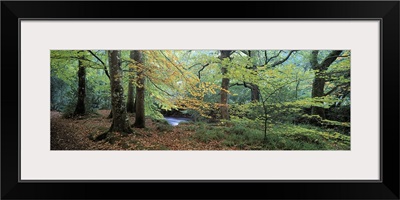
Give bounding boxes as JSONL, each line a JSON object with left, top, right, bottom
{"left": 51, "top": 110, "right": 229, "bottom": 150}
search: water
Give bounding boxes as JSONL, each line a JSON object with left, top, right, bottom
{"left": 164, "top": 117, "right": 190, "bottom": 126}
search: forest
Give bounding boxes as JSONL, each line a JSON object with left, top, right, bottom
{"left": 51, "top": 50, "right": 350, "bottom": 150}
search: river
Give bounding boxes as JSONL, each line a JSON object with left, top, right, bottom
{"left": 164, "top": 117, "right": 191, "bottom": 126}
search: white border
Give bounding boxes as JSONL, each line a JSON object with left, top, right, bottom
{"left": 21, "top": 21, "right": 380, "bottom": 180}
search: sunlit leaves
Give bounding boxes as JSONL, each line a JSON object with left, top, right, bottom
{"left": 51, "top": 50, "right": 350, "bottom": 125}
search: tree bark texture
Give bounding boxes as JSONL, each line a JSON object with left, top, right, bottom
{"left": 219, "top": 50, "right": 232, "bottom": 120}
{"left": 126, "top": 50, "right": 136, "bottom": 113}
{"left": 133, "top": 50, "right": 145, "bottom": 128}
{"left": 250, "top": 83, "right": 260, "bottom": 102}
{"left": 311, "top": 76, "right": 326, "bottom": 119}
{"left": 108, "top": 50, "right": 132, "bottom": 133}
{"left": 74, "top": 56, "right": 86, "bottom": 116}
{"left": 248, "top": 51, "right": 261, "bottom": 102}
{"left": 310, "top": 50, "right": 343, "bottom": 119}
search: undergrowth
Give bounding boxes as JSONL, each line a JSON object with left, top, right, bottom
{"left": 192, "top": 121, "right": 350, "bottom": 150}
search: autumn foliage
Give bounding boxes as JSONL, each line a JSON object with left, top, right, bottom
{"left": 51, "top": 50, "right": 351, "bottom": 150}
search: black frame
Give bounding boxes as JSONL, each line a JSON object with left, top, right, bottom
{"left": 2, "top": 1, "right": 399, "bottom": 199}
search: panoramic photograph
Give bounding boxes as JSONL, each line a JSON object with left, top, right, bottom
{"left": 51, "top": 50, "right": 350, "bottom": 150}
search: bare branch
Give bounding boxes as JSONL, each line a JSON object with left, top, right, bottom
{"left": 324, "top": 55, "right": 350, "bottom": 60}
{"left": 318, "top": 50, "right": 343, "bottom": 70}
{"left": 229, "top": 82, "right": 254, "bottom": 89}
{"left": 51, "top": 56, "right": 97, "bottom": 64}
{"left": 197, "top": 63, "right": 209, "bottom": 79}
{"left": 87, "top": 50, "right": 110, "bottom": 80}
{"left": 266, "top": 50, "right": 282, "bottom": 64}
{"left": 270, "top": 50, "right": 296, "bottom": 67}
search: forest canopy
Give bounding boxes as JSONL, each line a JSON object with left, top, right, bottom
{"left": 51, "top": 50, "right": 350, "bottom": 150}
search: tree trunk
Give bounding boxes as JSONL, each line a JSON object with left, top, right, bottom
{"left": 108, "top": 50, "right": 132, "bottom": 133}
{"left": 74, "top": 56, "right": 86, "bottom": 116}
{"left": 133, "top": 50, "right": 145, "bottom": 128}
{"left": 248, "top": 51, "right": 260, "bottom": 102}
{"left": 311, "top": 76, "right": 326, "bottom": 119}
{"left": 126, "top": 51, "right": 136, "bottom": 113}
{"left": 250, "top": 83, "right": 260, "bottom": 102}
{"left": 219, "top": 50, "right": 232, "bottom": 120}
{"left": 310, "top": 50, "right": 343, "bottom": 119}
{"left": 126, "top": 82, "right": 135, "bottom": 113}
{"left": 295, "top": 80, "right": 300, "bottom": 99}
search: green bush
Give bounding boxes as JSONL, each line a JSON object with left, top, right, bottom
{"left": 228, "top": 125, "right": 247, "bottom": 135}
{"left": 193, "top": 125, "right": 226, "bottom": 142}
{"left": 265, "top": 124, "right": 350, "bottom": 150}
{"left": 293, "top": 114, "right": 350, "bottom": 135}
{"left": 191, "top": 119, "right": 350, "bottom": 150}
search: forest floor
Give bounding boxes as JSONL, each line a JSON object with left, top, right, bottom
{"left": 51, "top": 110, "right": 350, "bottom": 150}
{"left": 51, "top": 110, "right": 230, "bottom": 150}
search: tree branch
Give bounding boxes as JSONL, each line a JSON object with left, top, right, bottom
{"left": 270, "top": 50, "right": 296, "bottom": 67}
{"left": 267, "top": 50, "right": 282, "bottom": 64}
{"left": 197, "top": 63, "right": 209, "bottom": 79}
{"left": 229, "top": 82, "right": 254, "bottom": 90}
{"left": 324, "top": 55, "right": 350, "bottom": 60}
{"left": 264, "top": 79, "right": 301, "bottom": 102}
{"left": 159, "top": 50, "right": 185, "bottom": 75}
{"left": 324, "top": 82, "right": 350, "bottom": 96}
{"left": 148, "top": 78, "right": 174, "bottom": 97}
{"left": 51, "top": 56, "right": 97, "bottom": 65}
{"left": 319, "top": 50, "right": 343, "bottom": 70}
{"left": 240, "top": 50, "right": 250, "bottom": 56}
{"left": 229, "top": 82, "right": 244, "bottom": 88}
{"left": 187, "top": 63, "right": 203, "bottom": 70}
{"left": 87, "top": 50, "right": 110, "bottom": 80}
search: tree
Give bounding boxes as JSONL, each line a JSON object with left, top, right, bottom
{"left": 219, "top": 50, "right": 233, "bottom": 120}
{"left": 247, "top": 50, "right": 295, "bottom": 102}
{"left": 234, "top": 50, "right": 296, "bottom": 102}
{"left": 126, "top": 50, "right": 136, "bottom": 113}
{"left": 310, "top": 50, "right": 343, "bottom": 119}
{"left": 257, "top": 64, "right": 303, "bottom": 142}
{"left": 106, "top": 50, "right": 132, "bottom": 133}
{"left": 133, "top": 50, "right": 146, "bottom": 128}
{"left": 73, "top": 51, "right": 86, "bottom": 116}
{"left": 142, "top": 50, "right": 219, "bottom": 120}
{"left": 246, "top": 50, "right": 261, "bottom": 102}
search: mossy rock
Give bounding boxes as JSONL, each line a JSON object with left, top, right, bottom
{"left": 321, "top": 120, "right": 350, "bottom": 134}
